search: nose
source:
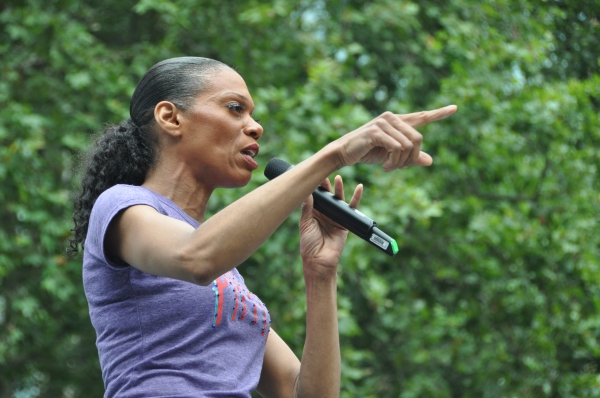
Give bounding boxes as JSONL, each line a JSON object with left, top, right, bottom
{"left": 244, "top": 118, "right": 264, "bottom": 140}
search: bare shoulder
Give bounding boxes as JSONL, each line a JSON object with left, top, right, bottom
{"left": 104, "top": 204, "right": 198, "bottom": 283}
{"left": 104, "top": 205, "right": 160, "bottom": 261}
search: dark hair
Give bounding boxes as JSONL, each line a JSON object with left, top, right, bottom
{"left": 67, "top": 57, "right": 231, "bottom": 257}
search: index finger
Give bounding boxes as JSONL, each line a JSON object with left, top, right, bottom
{"left": 397, "top": 105, "right": 457, "bottom": 127}
{"left": 348, "top": 184, "right": 363, "bottom": 209}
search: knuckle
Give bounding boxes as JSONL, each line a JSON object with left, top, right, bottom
{"left": 392, "top": 141, "right": 404, "bottom": 151}
{"left": 373, "top": 119, "right": 388, "bottom": 130}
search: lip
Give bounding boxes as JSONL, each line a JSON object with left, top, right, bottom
{"left": 241, "top": 143, "right": 260, "bottom": 157}
{"left": 240, "top": 143, "right": 260, "bottom": 170}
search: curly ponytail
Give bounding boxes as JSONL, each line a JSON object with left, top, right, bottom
{"left": 68, "top": 57, "right": 231, "bottom": 257}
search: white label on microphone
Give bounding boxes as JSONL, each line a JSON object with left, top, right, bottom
{"left": 369, "top": 233, "right": 389, "bottom": 250}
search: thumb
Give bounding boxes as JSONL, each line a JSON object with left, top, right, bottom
{"left": 300, "top": 194, "right": 314, "bottom": 224}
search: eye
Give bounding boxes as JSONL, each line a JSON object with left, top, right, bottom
{"left": 226, "top": 103, "right": 245, "bottom": 113}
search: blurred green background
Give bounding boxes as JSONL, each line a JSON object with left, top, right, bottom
{"left": 1, "top": 0, "right": 599, "bottom": 396}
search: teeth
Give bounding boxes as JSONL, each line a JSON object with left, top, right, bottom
{"left": 242, "top": 150, "right": 256, "bottom": 158}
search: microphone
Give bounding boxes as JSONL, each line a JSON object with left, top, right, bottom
{"left": 264, "top": 158, "right": 398, "bottom": 257}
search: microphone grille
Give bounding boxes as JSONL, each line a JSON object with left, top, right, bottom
{"left": 264, "top": 158, "right": 293, "bottom": 180}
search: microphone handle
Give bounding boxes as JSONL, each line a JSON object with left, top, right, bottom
{"left": 312, "top": 187, "right": 374, "bottom": 238}
{"left": 312, "top": 187, "right": 398, "bottom": 257}
{"left": 264, "top": 157, "right": 398, "bottom": 257}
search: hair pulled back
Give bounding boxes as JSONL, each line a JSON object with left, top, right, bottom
{"left": 68, "top": 57, "right": 231, "bottom": 257}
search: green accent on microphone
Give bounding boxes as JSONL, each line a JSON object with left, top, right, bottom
{"left": 390, "top": 238, "right": 399, "bottom": 255}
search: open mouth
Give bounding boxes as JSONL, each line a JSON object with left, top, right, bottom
{"left": 240, "top": 144, "right": 259, "bottom": 169}
{"left": 240, "top": 149, "right": 257, "bottom": 158}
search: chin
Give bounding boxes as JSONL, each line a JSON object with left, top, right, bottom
{"left": 220, "top": 172, "right": 253, "bottom": 189}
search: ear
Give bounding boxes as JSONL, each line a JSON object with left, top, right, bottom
{"left": 154, "top": 101, "right": 182, "bottom": 137}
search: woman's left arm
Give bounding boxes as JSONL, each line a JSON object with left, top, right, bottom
{"left": 256, "top": 176, "right": 362, "bottom": 398}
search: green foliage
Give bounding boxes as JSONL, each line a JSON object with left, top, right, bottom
{"left": 0, "top": 0, "right": 598, "bottom": 396}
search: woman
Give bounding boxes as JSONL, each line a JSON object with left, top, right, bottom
{"left": 69, "top": 57, "right": 456, "bottom": 397}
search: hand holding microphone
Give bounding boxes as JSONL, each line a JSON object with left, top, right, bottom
{"left": 265, "top": 158, "right": 398, "bottom": 257}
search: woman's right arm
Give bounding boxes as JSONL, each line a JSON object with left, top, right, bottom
{"left": 105, "top": 106, "right": 456, "bottom": 285}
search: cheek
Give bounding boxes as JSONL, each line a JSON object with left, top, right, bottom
{"left": 218, "top": 136, "right": 241, "bottom": 156}
{"left": 189, "top": 121, "right": 241, "bottom": 161}
{"left": 212, "top": 140, "right": 237, "bottom": 161}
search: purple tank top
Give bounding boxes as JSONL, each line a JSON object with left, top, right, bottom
{"left": 83, "top": 185, "right": 271, "bottom": 397}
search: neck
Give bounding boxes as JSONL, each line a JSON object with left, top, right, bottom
{"left": 142, "top": 163, "right": 213, "bottom": 222}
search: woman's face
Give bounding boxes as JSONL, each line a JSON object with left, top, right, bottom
{"left": 178, "top": 68, "right": 264, "bottom": 189}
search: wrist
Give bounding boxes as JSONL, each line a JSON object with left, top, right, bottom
{"left": 316, "top": 142, "right": 345, "bottom": 172}
{"left": 303, "top": 269, "right": 337, "bottom": 302}
{"left": 302, "top": 261, "right": 338, "bottom": 283}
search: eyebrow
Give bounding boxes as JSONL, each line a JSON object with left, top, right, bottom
{"left": 221, "top": 91, "right": 250, "bottom": 102}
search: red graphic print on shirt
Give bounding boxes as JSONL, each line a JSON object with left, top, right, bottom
{"left": 212, "top": 271, "right": 269, "bottom": 336}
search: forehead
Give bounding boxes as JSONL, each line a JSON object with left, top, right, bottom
{"left": 201, "top": 69, "right": 252, "bottom": 100}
